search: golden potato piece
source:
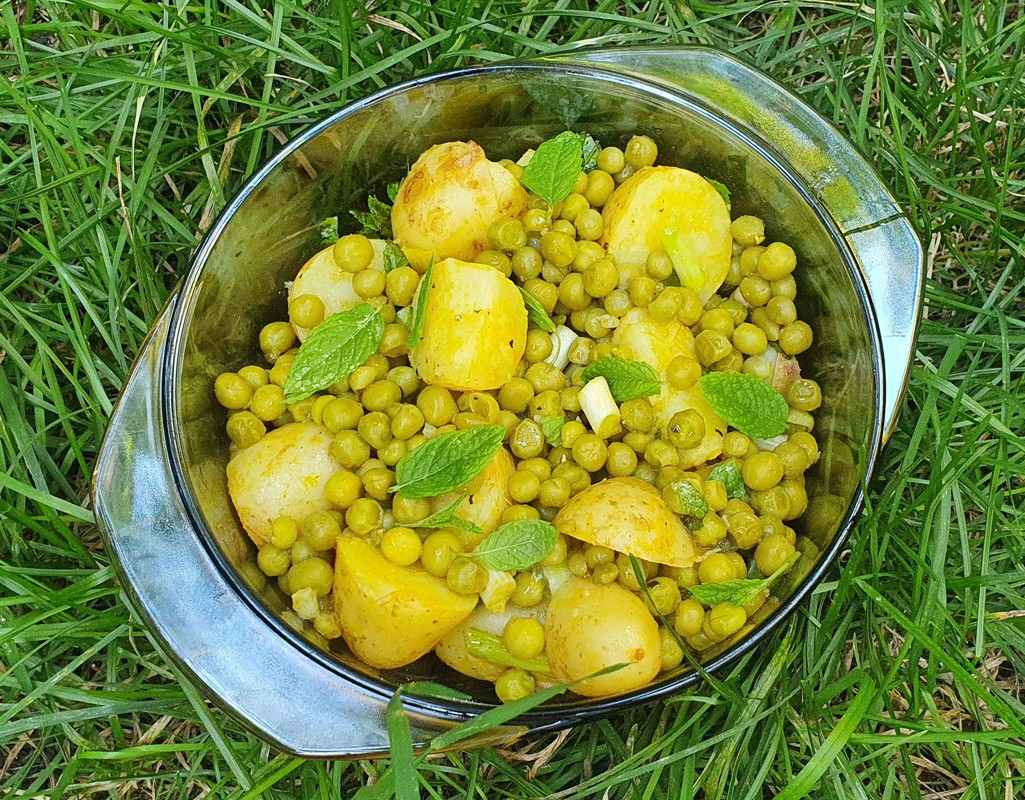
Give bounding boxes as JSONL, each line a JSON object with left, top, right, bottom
{"left": 601, "top": 166, "right": 732, "bottom": 302}
{"left": 435, "top": 602, "right": 547, "bottom": 683}
{"left": 288, "top": 239, "right": 388, "bottom": 341}
{"left": 612, "top": 308, "right": 726, "bottom": 468}
{"left": 409, "top": 258, "right": 527, "bottom": 391}
{"left": 546, "top": 578, "right": 661, "bottom": 697}
{"left": 226, "top": 422, "right": 334, "bottom": 547}
{"left": 431, "top": 447, "right": 515, "bottom": 547}
{"left": 333, "top": 536, "right": 477, "bottom": 670}
{"left": 554, "top": 477, "right": 696, "bottom": 568}
{"left": 392, "top": 141, "right": 528, "bottom": 262}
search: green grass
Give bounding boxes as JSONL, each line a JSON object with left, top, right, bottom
{"left": 2, "top": 0, "right": 1024, "bottom": 796}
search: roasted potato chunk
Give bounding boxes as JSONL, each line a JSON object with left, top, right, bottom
{"left": 392, "top": 141, "right": 528, "bottom": 263}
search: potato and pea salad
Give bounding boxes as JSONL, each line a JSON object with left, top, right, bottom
{"left": 214, "top": 132, "right": 822, "bottom": 703}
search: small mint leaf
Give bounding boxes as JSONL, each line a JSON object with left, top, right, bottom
{"left": 522, "top": 131, "right": 584, "bottom": 208}
{"left": 406, "top": 495, "right": 485, "bottom": 538}
{"left": 317, "top": 215, "right": 339, "bottom": 245}
{"left": 580, "top": 356, "right": 661, "bottom": 402}
{"left": 519, "top": 287, "right": 556, "bottom": 333}
{"left": 670, "top": 481, "right": 709, "bottom": 518}
{"left": 392, "top": 425, "right": 505, "bottom": 499}
{"left": 579, "top": 133, "right": 601, "bottom": 172}
{"left": 708, "top": 179, "right": 731, "bottom": 211}
{"left": 350, "top": 194, "right": 392, "bottom": 238}
{"left": 707, "top": 459, "right": 746, "bottom": 500}
{"left": 282, "top": 304, "right": 384, "bottom": 403}
{"left": 687, "top": 552, "right": 799, "bottom": 607}
{"left": 383, "top": 241, "right": 409, "bottom": 272}
{"left": 699, "top": 372, "right": 788, "bottom": 440}
{"left": 538, "top": 415, "right": 564, "bottom": 447}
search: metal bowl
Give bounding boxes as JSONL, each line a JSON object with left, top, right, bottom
{"left": 93, "top": 47, "right": 923, "bottom": 757}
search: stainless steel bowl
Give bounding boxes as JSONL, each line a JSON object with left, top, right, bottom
{"left": 92, "top": 47, "right": 923, "bottom": 757}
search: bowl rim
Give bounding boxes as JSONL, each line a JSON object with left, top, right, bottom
{"left": 162, "top": 59, "right": 885, "bottom": 726}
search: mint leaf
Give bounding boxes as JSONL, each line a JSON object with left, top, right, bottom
{"left": 385, "top": 691, "right": 419, "bottom": 800}
{"left": 469, "top": 519, "right": 558, "bottom": 571}
{"left": 387, "top": 180, "right": 403, "bottom": 202}
{"left": 699, "top": 372, "right": 788, "bottom": 439}
{"left": 539, "top": 414, "right": 564, "bottom": 447}
{"left": 317, "top": 215, "right": 339, "bottom": 245}
{"left": 670, "top": 481, "right": 709, "bottom": 518}
{"left": 392, "top": 425, "right": 505, "bottom": 499}
{"left": 707, "top": 459, "right": 746, "bottom": 500}
{"left": 580, "top": 356, "right": 661, "bottom": 402}
{"left": 351, "top": 194, "right": 392, "bottom": 238}
{"left": 465, "top": 629, "right": 552, "bottom": 675}
{"left": 283, "top": 304, "right": 384, "bottom": 403}
{"left": 518, "top": 287, "right": 556, "bottom": 333}
{"left": 383, "top": 241, "right": 409, "bottom": 272}
{"left": 522, "top": 131, "right": 583, "bottom": 208}
{"left": 579, "top": 133, "right": 601, "bottom": 172}
{"left": 405, "top": 495, "right": 484, "bottom": 538}
{"left": 687, "top": 552, "right": 799, "bottom": 607}
{"left": 406, "top": 259, "right": 433, "bottom": 352}
{"left": 708, "top": 179, "right": 731, "bottom": 211}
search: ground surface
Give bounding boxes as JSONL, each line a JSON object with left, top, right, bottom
{"left": 2, "top": 1, "right": 1024, "bottom": 798}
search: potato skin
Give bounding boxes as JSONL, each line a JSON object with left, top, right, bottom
{"left": 554, "top": 477, "right": 697, "bottom": 567}
{"left": 333, "top": 536, "right": 478, "bottom": 670}
{"left": 601, "top": 166, "right": 732, "bottom": 302}
{"left": 226, "top": 422, "right": 335, "bottom": 546}
{"left": 392, "top": 141, "right": 528, "bottom": 262}
{"left": 409, "top": 258, "right": 527, "bottom": 391}
{"left": 546, "top": 578, "right": 661, "bottom": 697}
{"left": 288, "top": 239, "right": 388, "bottom": 341}
{"left": 612, "top": 308, "right": 726, "bottom": 468}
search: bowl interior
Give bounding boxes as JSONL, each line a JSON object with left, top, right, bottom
{"left": 166, "top": 64, "right": 880, "bottom": 718}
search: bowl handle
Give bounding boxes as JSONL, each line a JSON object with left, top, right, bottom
{"left": 549, "top": 47, "right": 924, "bottom": 444}
{"left": 91, "top": 293, "right": 463, "bottom": 757}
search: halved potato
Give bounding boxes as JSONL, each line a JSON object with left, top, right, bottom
{"left": 409, "top": 258, "right": 527, "bottom": 391}
{"left": 288, "top": 239, "right": 388, "bottom": 341}
{"left": 392, "top": 141, "right": 528, "bottom": 263}
{"left": 554, "top": 477, "right": 697, "bottom": 568}
{"left": 333, "top": 536, "right": 477, "bottom": 670}
{"left": 226, "top": 422, "right": 334, "bottom": 547}
{"left": 601, "top": 166, "right": 732, "bottom": 302}
{"left": 546, "top": 578, "right": 661, "bottom": 697}
{"left": 612, "top": 308, "right": 726, "bottom": 468}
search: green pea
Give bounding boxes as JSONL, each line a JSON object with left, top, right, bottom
{"left": 779, "top": 321, "right": 813, "bottom": 355}
{"left": 511, "top": 571, "right": 545, "bottom": 607}
{"left": 694, "top": 330, "right": 733, "bottom": 366}
{"left": 667, "top": 356, "right": 701, "bottom": 390}
{"left": 742, "top": 451, "right": 784, "bottom": 491}
{"left": 391, "top": 494, "right": 432, "bottom": 524}
{"left": 706, "top": 603, "right": 747, "bottom": 639}
{"left": 730, "top": 216, "right": 765, "bottom": 247}
{"left": 621, "top": 397, "right": 655, "bottom": 433}
{"left": 530, "top": 390, "right": 562, "bottom": 418}
{"left": 558, "top": 272, "right": 590, "bottom": 311}
{"left": 508, "top": 469, "right": 541, "bottom": 503}
{"left": 697, "top": 552, "right": 736, "bottom": 585}
{"left": 416, "top": 385, "right": 458, "bottom": 427}
{"left": 572, "top": 240, "right": 604, "bottom": 272}
{"left": 380, "top": 527, "right": 422, "bottom": 566}
{"left": 787, "top": 378, "right": 822, "bottom": 411}
{"left": 757, "top": 242, "right": 797, "bottom": 281}
{"left": 259, "top": 321, "right": 296, "bottom": 361}
{"left": 606, "top": 442, "right": 638, "bottom": 477}
{"left": 495, "top": 668, "right": 536, "bottom": 703}
{"left": 624, "top": 135, "right": 657, "bottom": 168}
{"left": 701, "top": 308, "right": 735, "bottom": 337}
{"left": 226, "top": 411, "right": 265, "bottom": 448}
{"left": 648, "top": 287, "right": 683, "bottom": 324}
{"left": 725, "top": 510, "right": 762, "bottom": 550}
{"left": 321, "top": 396, "right": 363, "bottom": 432}
{"left": 733, "top": 322, "right": 769, "bottom": 356}
{"left": 766, "top": 295, "right": 798, "bottom": 326}
{"left": 540, "top": 231, "right": 577, "bottom": 268}
{"left": 574, "top": 208, "right": 603, "bottom": 241}
{"left": 523, "top": 328, "right": 554, "bottom": 363}
{"left": 288, "top": 557, "right": 334, "bottom": 597}
{"left": 558, "top": 193, "right": 589, "bottom": 224}
{"left": 603, "top": 288, "right": 632, "bottom": 317}
{"left": 522, "top": 278, "right": 558, "bottom": 314}
{"left": 301, "top": 510, "right": 341, "bottom": 551}
{"left": 644, "top": 439, "right": 679, "bottom": 469}
{"left": 695, "top": 512, "right": 727, "bottom": 547}
{"left": 390, "top": 404, "right": 424, "bottom": 440}
{"left": 674, "top": 598, "right": 705, "bottom": 637}
{"left": 584, "top": 170, "right": 615, "bottom": 206}
{"left": 572, "top": 433, "right": 608, "bottom": 472}
{"left": 362, "top": 466, "right": 395, "bottom": 501}
{"left": 385, "top": 266, "right": 420, "bottom": 307}
{"left": 644, "top": 576, "right": 682, "bottom": 616}
{"left": 250, "top": 383, "right": 291, "bottom": 422}
{"left": 676, "top": 288, "right": 704, "bottom": 325}
{"left": 582, "top": 259, "right": 618, "bottom": 298}
{"left": 646, "top": 251, "right": 674, "bottom": 281}
{"left": 324, "top": 469, "right": 363, "bottom": 509}
{"left": 552, "top": 461, "right": 589, "bottom": 493}
{"left": 739, "top": 275, "right": 771, "bottom": 307}
{"left": 771, "top": 275, "right": 798, "bottom": 300}
{"left": 214, "top": 372, "right": 253, "bottom": 410}
{"left": 488, "top": 217, "right": 527, "bottom": 251}
{"left": 361, "top": 379, "right": 401, "bottom": 412}
{"left": 345, "top": 497, "right": 382, "bottom": 535}
{"left": 476, "top": 249, "right": 512, "bottom": 277}
{"left": 289, "top": 294, "right": 325, "bottom": 329}
{"left": 583, "top": 544, "right": 614, "bottom": 568}
{"left": 537, "top": 476, "right": 571, "bottom": 508}
{"left": 511, "top": 419, "right": 545, "bottom": 459}
{"left": 330, "top": 430, "right": 371, "bottom": 469}
{"left": 238, "top": 365, "right": 269, "bottom": 390}
{"left": 597, "top": 146, "right": 626, "bottom": 174}
{"left": 332, "top": 234, "right": 374, "bottom": 272}
{"left": 270, "top": 515, "right": 299, "bottom": 549}
{"left": 502, "top": 617, "right": 545, "bottom": 660}
{"left": 257, "top": 544, "right": 291, "bottom": 577}
{"left": 511, "top": 246, "right": 543, "bottom": 282}
{"left": 446, "top": 557, "right": 488, "bottom": 595}
{"left": 667, "top": 409, "right": 706, "bottom": 449}
{"left": 629, "top": 275, "right": 658, "bottom": 307}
